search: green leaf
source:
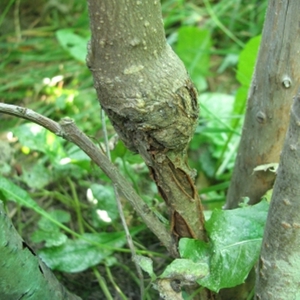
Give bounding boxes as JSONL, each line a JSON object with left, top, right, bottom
{"left": 197, "top": 93, "right": 237, "bottom": 151}
{"left": 12, "top": 123, "right": 66, "bottom": 163}
{"left": 39, "top": 231, "right": 128, "bottom": 273}
{"left": 232, "top": 35, "right": 261, "bottom": 126}
{"left": 0, "top": 175, "right": 40, "bottom": 209}
{"left": 179, "top": 201, "right": 269, "bottom": 292}
{"left": 66, "top": 144, "right": 91, "bottom": 171}
{"left": 205, "top": 200, "right": 268, "bottom": 291}
{"left": 56, "top": 29, "right": 89, "bottom": 63}
{"left": 21, "top": 164, "right": 52, "bottom": 189}
{"left": 133, "top": 255, "right": 156, "bottom": 281}
{"left": 31, "top": 230, "right": 68, "bottom": 247}
{"left": 179, "top": 238, "right": 211, "bottom": 263}
{"left": 160, "top": 258, "right": 208, "bottom": 282}
{"left": 234, "top": 85, "right": 248, "bottom": 107}
{"left": 176, "top": 27, "right": 211, "bottom": 91}
{"left": 236, "top": 35, "right": 261, "bottom": 87}
{"left": 31, "top": 210, "right": 71, "bottom": 247}
{"left": 0, "top": 176, "right": 75, "bottom": 234}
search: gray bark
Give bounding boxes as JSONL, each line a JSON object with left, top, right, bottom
{"left": 225, "top": 0, "right": 300, "bottom": 209}
{"left": 255, "top": 91, "right": 300, "bottom": 299}
{"left": 0, "top": 201, "right": 81, "bottom": 300}
{"left": 86, "top": 0, "right": 206, "bottom": 249}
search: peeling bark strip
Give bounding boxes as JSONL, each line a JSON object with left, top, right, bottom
{"left": 86, "top": 0, "right": 206, "bottom": 243}
{"left": 225, "top": 0, "right": 300, "bottom": 208}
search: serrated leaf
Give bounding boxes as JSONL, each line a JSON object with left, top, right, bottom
{"left": 160, "top": 258, "right": 208, "bottom": 283}
{"left": 133, "top": 255, "right": 156, "bottom": 281}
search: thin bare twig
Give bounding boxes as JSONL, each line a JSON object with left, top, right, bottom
{"left": 101, "top": 109, "right": 145, "bottom": 298}
{"left": 0, "top": 103, "right": 175, "bottom": 255}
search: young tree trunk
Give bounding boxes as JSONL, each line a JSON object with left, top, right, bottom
{"left": 86, "top": 0, "right": 206, "bottom": 252}
{"left": 225, "top": 0, "right": 300, "bottom": 209}
{"left": 255, "top": 90, "right": 300, "bottom": 299}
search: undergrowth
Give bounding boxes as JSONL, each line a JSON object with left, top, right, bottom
{"left": 0, "top": 0, "right": 267, "bottom": 299}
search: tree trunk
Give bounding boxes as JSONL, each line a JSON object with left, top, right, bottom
{"left": 225, "top": 0, "right": 300, "bottom": 209}
{"left": 86, "top": 0, "right": 206, "bottom": 252}
{"left": 0, "top": 201, "right": 81, "bottom": 300}
{"left": 255, "top": 90, "right": 300, "bottom": 299}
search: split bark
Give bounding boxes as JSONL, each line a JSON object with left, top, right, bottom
{"left": 225, "top": 0, "right": 300, "bottom": 209}
{"left": 86, "top": 0, "right": 206, "bottom": 250}
{"left": 255, "top": 90, "right": 300, "bottom": 299}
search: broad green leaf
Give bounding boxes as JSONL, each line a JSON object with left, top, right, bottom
{"left": 31, "top": 210, "right": 71, "bottom": 247}
{"left": 179, "top": 238, "right": 210, "bottom": 263}
{"left": 160, "top": 258, "right": 208, "bottom": 282}
{"left": 21, "top": 164, "right": 52, "bottom": 189}
{"left": 38, "top": 210, "right": 70, "bottom": 232}
{"left": 38, "top": 230, "right": 138, "bottom": 273}
{"left": 176, "top": 27, "right": 211, "bottom": 91}
{"left": 204, "top": 200, "right": 268, "bottom": 291}
{"left": 179, "top": 201, "right": 269, "bottom": 292}
{"left": 56, "top": 29, "right": 89, "bottom": 63}
{"left": 133, "top": 255, "right": 156, "bottom": 281}
{"left": 31, "top": 230, "right": 68, "bottom": 247}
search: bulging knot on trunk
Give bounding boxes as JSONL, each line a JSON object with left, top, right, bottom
{"left": 88, "top": 41, "right": 205, "bottom": 241}
{"left": 105, "top": 78, "right": 199, "bottom": 159}
{"left": 89, "top": 45, "right": 199, "bottom": 162}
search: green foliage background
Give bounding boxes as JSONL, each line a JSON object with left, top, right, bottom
{"left": 0, "top": 0, "right": 267, "bottom": 299}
